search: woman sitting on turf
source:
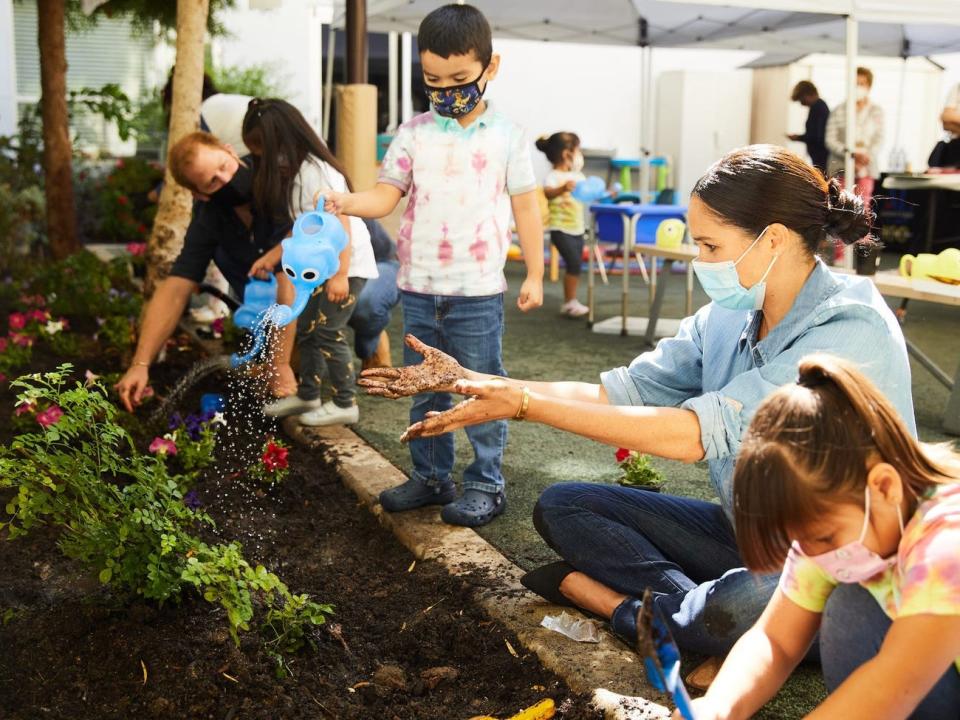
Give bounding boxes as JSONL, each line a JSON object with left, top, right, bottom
{"left": 358, "top": 145, "right": 917, "bottom": 665}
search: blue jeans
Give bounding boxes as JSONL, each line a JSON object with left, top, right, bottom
{"left": 533, "top": 483, "right": 779, "bottom": 656}
{"left": 349, "top": 260, "right": 400, "bottom": 359}
{"left": 401, "top": 290, "right": 507, "bottom": 494}
{"left": 821, "top": 584, "right": 960, "bottom": 718}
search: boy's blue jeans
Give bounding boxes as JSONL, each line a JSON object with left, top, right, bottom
{"left": 534, "top": 482, "right": 779, "bottom": 657}
{"left": 349, "top": 260, "right": 400, "bottom": 359}
{"left": 401, "top": 290, "right": 507, "bottom": 494}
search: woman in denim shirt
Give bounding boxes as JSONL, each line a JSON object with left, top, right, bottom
{"left": 361, "top": 145, "right": 916, "bottom": 663}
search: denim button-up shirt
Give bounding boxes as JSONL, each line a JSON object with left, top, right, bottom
{"left": 600, "top": 259, "right": 916, "bottom": 517}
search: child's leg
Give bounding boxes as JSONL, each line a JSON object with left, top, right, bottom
{"left": 441, "top": 293, "right": 507, "bottom": 495}
{"left": 311, "top": 277, "right": 366, "bottom": 409}
{"left": 821, "top": 583, "right": 960, "bottom": 717}
{"left": 551, "top": 231, "right": 586, "bottom": 309}
{"left": 379, "top": 291, "right": 457, "bottom": 512}
{"left": 294, "top": 288, "right": 326, "bottom": 402}
{"left": 402, "top": 292, "right": 455, "bottom": 482}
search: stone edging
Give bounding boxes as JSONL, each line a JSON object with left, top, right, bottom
{"left": 282, "top": 419, "right": 671, "bottom": 719}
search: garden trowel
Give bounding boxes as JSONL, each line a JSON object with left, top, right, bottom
{"left": 637, "top": 589, "right": 697, "bottom": 720}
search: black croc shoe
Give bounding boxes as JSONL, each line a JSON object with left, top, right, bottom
{"left": 520, "top": 561, "right": 577, "bottom": 607}
{"left": 379, "top": 477, "right": 457, "bottom": 512}
{"left": 440, "top": 489, "right": 506, "bottom": 527}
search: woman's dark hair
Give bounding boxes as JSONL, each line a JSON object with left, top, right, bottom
{"left": 734, "top": 353, "right": 958, "bottom": 572}
{"left": 162, "top": 70, "right": 218, "bottom": 114}
{"left": 241, "top": 98, "right": 353, "bottom": 223}
{"left": 417, "top": 4, "right": 493, "bottom": 67}
{"left": 692, "top": 144, "right": 874, "bottom": 254}
{"left": 790, "top": 80, "right": 818, "bottom": 102}
{"left": 535, "top": 132, "right": 580, "bottom": 165}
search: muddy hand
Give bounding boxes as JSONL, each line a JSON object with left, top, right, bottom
{"left": 358, "top": 334, "right": 467, "bottom": 398}
{"left": 400, "top": 379, "right": 519, "bottom": 441}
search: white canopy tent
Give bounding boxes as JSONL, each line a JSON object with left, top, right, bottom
{"left": 334, "top": 0, "right": 960, "bottom": 202}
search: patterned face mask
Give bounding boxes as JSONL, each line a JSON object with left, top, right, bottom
{"left": 424, "top": 66, "right": 488, "bottom": 118}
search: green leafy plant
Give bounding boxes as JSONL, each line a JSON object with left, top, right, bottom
{"left": 615, "top": 448, "right": 666, "bottom": 491}
{"left": 94, "top": 157, "right": 162, "bottom": 243}
{"left": 26, "top": 251, "right": 141, "bottom": 319}
{"left": 165, "top": 410, "right": 225, "bottom": 473}
{"left": 1, "top": 366, "right": 332, "bottom": 648}
{"left": 207, "top": 61, "right": 288, "bottom": 99}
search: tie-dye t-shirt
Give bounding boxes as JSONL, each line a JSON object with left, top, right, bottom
{"left": 378, "top": 104, "right": 537, "bottom": 296}
{"left": 780, "top": 481, "right": 960, "bottom": 672}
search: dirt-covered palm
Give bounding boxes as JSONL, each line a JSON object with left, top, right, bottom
{"left": 399, "top": 380, "right": 520, "bottom": 443}
{"left": 358, "top": 334, "right": 468, "bottom": 399}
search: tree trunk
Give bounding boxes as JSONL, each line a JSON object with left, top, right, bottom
{"left": 144, "top": 0, "right": 210, "bottom": 297}
{"left": 37, "top": 0, "right": 79, "bottom": 259}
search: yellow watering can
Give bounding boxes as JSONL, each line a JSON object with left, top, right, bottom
{"left": 899, "top": 248, "right": 960, "bottom": 285}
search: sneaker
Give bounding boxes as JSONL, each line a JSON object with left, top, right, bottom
{"left": 264, "top": 395, "right": 321, "bottom": 418}
{"left": 560, "top": 299, "right": 589, "bottom": 318}
{"left": 380, "top": 477, "right": 457, "bottom": 512}
{"left": 440, "top": 489, "right": 506, "bottom": 527}
{"left": 299, "top": 400, "right": 359, "bottom": 426}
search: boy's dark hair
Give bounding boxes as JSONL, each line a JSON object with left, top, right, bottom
{"left": 417, "top": 4, "right": 493, "bottom": 67}
{"left": 790, "top": 80, "right": 818, "bottom": 102}
{"left": 535, "top": 132, "right": 580, "bottom": 165}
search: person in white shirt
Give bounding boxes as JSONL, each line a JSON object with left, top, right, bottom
{"left": 825, "top": 66, "right": 884, "bottom": 208}
{"left": 244, "top": 98, "right": 377, "bottom": 427}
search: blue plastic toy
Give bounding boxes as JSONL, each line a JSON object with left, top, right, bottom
{"left": 233, "top": 274, "right": 277, "bottom": 331}
{"left": 572, "top": 175, "right": 608, "bottom": 203}
{"left": 230, "top": 197, "right": 348, "bottom": 367}
{"left": 200, "top": 393, "right": 226, "bottom": 414}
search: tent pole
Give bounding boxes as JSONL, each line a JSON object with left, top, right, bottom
{"left": 401, "top": 31, "right": 413, "bottom": 123}
{"left": 388, "top": 31, "right": 399, "bottom": 131}
{"left": 322, "top": 24, "right": 336, "bottom": 141}
{"left": 843, "top": 14, "right": 858, "bottom": 269}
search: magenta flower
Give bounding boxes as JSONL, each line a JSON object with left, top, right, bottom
{"left": 14, "top": 400, "right": 35, "bottom": 417}
{"left": 0, "top": 337, "right": 7, "bottom": 353}
{"left": 28, "top": 309, "right": 49, "bottom": 323}
{"left": 36, "top": 405, "right": 63, "bottom": 428}
{"left": 126, "top": 242, "right": 147, "bottom": 256}
{"left": 149, "top": 436, "right": 177, "bottom": 456}
{"left": 11, "top": 333, "right": 33, "bottom": 347}
{"left": 8, "top": 312, "right": 26, "bottom": 330}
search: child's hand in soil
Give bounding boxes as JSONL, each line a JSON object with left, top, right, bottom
{"left": 400, "top": 379, "right": 522, "bottom": 442}
{"left": 359, "top": 334, "right": 467, "bottom": 399}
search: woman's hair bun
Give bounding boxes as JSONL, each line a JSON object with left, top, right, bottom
{"left": 824, "top": 177, "right": 874, "bottom": 246}
{"left": 535, "top": 135, "right": 550, "bottom": 152}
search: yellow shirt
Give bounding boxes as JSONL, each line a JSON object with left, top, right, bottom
{"left": 544, "top": 169, "right": 586, "bottom": 235}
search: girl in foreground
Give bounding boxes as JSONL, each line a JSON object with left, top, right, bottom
{"left": 685, "top": 354, "right": 960, "bottom": 719}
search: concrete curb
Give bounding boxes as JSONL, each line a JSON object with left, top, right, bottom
{"left": 282, "top": 419, "right": 671, "bottom": 718}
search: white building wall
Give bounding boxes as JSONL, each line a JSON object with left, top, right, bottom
{"left": 0, "top": 0, "right": 17, "bottom": 136}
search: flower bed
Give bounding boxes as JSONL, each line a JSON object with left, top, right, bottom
{"left": 0, "top": 257, "right": 594, "bottom": 719}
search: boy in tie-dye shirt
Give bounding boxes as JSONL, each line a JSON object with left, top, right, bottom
{"left": 321, "top": 4, "right": 543, "bottom": 527}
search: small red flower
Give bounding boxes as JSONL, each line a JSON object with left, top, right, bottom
{"left": 117, "top": 195, "right": 129, "bottom": 206}
{"left": 615, "top": 448, "right": 632, "bottom": 463}
{"left": 0, "top": 337, "right": 7, "bottom": 353}
{"left": 28, "top": 309, "right": 48, "bottom": 323}
{"left": 0, "top": 372, "right": 6, "bottom": 383}
{"left": 211, "top": 317, "right": 225, "bottom": 336}
{"left": 8, "top": 312, "right": 26, "bottom": 330}
{"left": 36, "top": 405, "right": 63, "bottom": 428}
{"left": 126, "top": 242, "right": 147, "bottom": 256}
{"left": 14, "top": 400, "right": 35, "bottom": 416}
{"left": 11, "top": 333, "right": 33, "bottom": 348}
{"left": 262, "top": 441, "right": 289, "bottom": 472}
{"left": 137, "top": 224, "right": 148, "bottom": 235}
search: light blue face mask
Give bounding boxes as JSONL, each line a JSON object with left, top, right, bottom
{"left": 692, "top": 227, "right": 778, "bottom": 311}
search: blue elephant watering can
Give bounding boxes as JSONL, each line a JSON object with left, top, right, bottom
{"left": 230, "top": 197, "right": 348, "bottom": 367}
{"left": 233, "top": 273, "right": 277, "bottom": 331}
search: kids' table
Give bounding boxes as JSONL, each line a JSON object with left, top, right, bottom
{"left": 586, "top": 202, "right": 692, "bottom": 345}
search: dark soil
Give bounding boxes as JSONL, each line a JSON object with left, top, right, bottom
{"left": 0, "top": 330, "right": 597, "bottom": 718}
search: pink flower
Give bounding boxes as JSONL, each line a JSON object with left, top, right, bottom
{"left": 11, "top": 333, "right": 33, "bottom": 347}
{"left": 115, "top": 159, "right": 125, "bottom": 168}
{"left": 212, "top": 317, "right": 225, "bottom": 336}
{"left": 0, "top": 373, "right": 6, "bottom": 383}
{"left": 0, "top": 337, "right": 7, "bottom": 353}
{"left": 28, "top": 309, "right": 48, "bottom": 323}
{"left": 14, "top": 400, "right": 34, "bottom": 416}
{"left": 615, "top": 448, "right": 632, "bottom": 463}
{"left": 141, "top": 386, "right": 155, "bottom": 398}
{"left": 126, "top": 242, "right": 147, "bottom": 256}
{"left": 149, "top": 436, "right": 177, "bottom": 456}
{"left": 36, "top": 405, "right": 63, "bottom": 428}
{"left": 8, "top": 312, "right": 26, "bottom": 330}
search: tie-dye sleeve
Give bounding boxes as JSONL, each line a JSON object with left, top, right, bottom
{"left": 779, "top": 543, "right": 838, "bottom": 614}
{"left": 505, "top": 126, "right": 537, "bottom": 196}
{"left": 897, "top": 513, "right": 960, "bottom": 619}
{"left": 379, "top": 125, "right": 414, "bottom": 194}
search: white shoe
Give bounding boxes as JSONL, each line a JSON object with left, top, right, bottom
{"left": 560, "top": 299, "right": 589, "bottom": 318}
{"left": 300, "top": 401, "right": 359, "bottom": 427}
{"left": 263, "top": 395, "right": 321, "bottom": 418}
